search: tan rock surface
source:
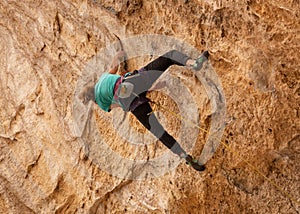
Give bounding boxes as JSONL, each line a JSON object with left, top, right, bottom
{"left": 0, "top": 0, "right": 299, "bottom": 213}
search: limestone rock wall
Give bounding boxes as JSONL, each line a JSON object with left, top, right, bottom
{"left": 0, "top": 0, "right": 299, "bottom": 213}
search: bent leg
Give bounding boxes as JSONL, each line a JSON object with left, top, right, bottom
{"left": 143, "top": 50, "right": 191, "bottom": 72}
{"left": 127, "top": 50, "right": 192, "bottom": 96}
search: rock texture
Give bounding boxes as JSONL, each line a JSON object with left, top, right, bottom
{"left": 0, "top": 0, "right": 299, "bottom": 213}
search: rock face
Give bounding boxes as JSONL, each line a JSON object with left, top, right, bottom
{"left": 0, "top": 0, "right": 299, "bottom": 213}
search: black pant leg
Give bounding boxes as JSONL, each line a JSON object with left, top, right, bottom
{"left": 132, "top": 102, "right": 176, "bottom": 150}
{"left": 143, "top": 50, "right": 191, "bottom": 72}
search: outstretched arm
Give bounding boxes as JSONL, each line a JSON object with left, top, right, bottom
{"left": 109, "top": 51, "right": 126, "bottom": 74}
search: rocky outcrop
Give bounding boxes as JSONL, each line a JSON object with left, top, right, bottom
{"left": 0, "top": 0, "right": 299, "bottom": 213}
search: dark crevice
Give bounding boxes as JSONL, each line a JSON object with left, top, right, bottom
{"left": 54, "top": 12, "right": 61, "bottom": 37}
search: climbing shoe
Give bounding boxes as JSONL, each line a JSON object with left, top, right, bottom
{"left": 185, "top": 155, "right": 205, "bottom": 171}
{"left": 192, "top": 50, "right": 209, "bottom": 71}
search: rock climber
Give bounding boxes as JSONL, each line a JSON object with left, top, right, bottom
{"left": 81, "top": 49, "right": 209, "bottom": 171}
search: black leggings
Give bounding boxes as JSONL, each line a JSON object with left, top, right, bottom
{"left": 131, "top": 50, "right": 191, "bottom": 155}
{"left": 143, "top": 49, "right": 190, "bottom": 72}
